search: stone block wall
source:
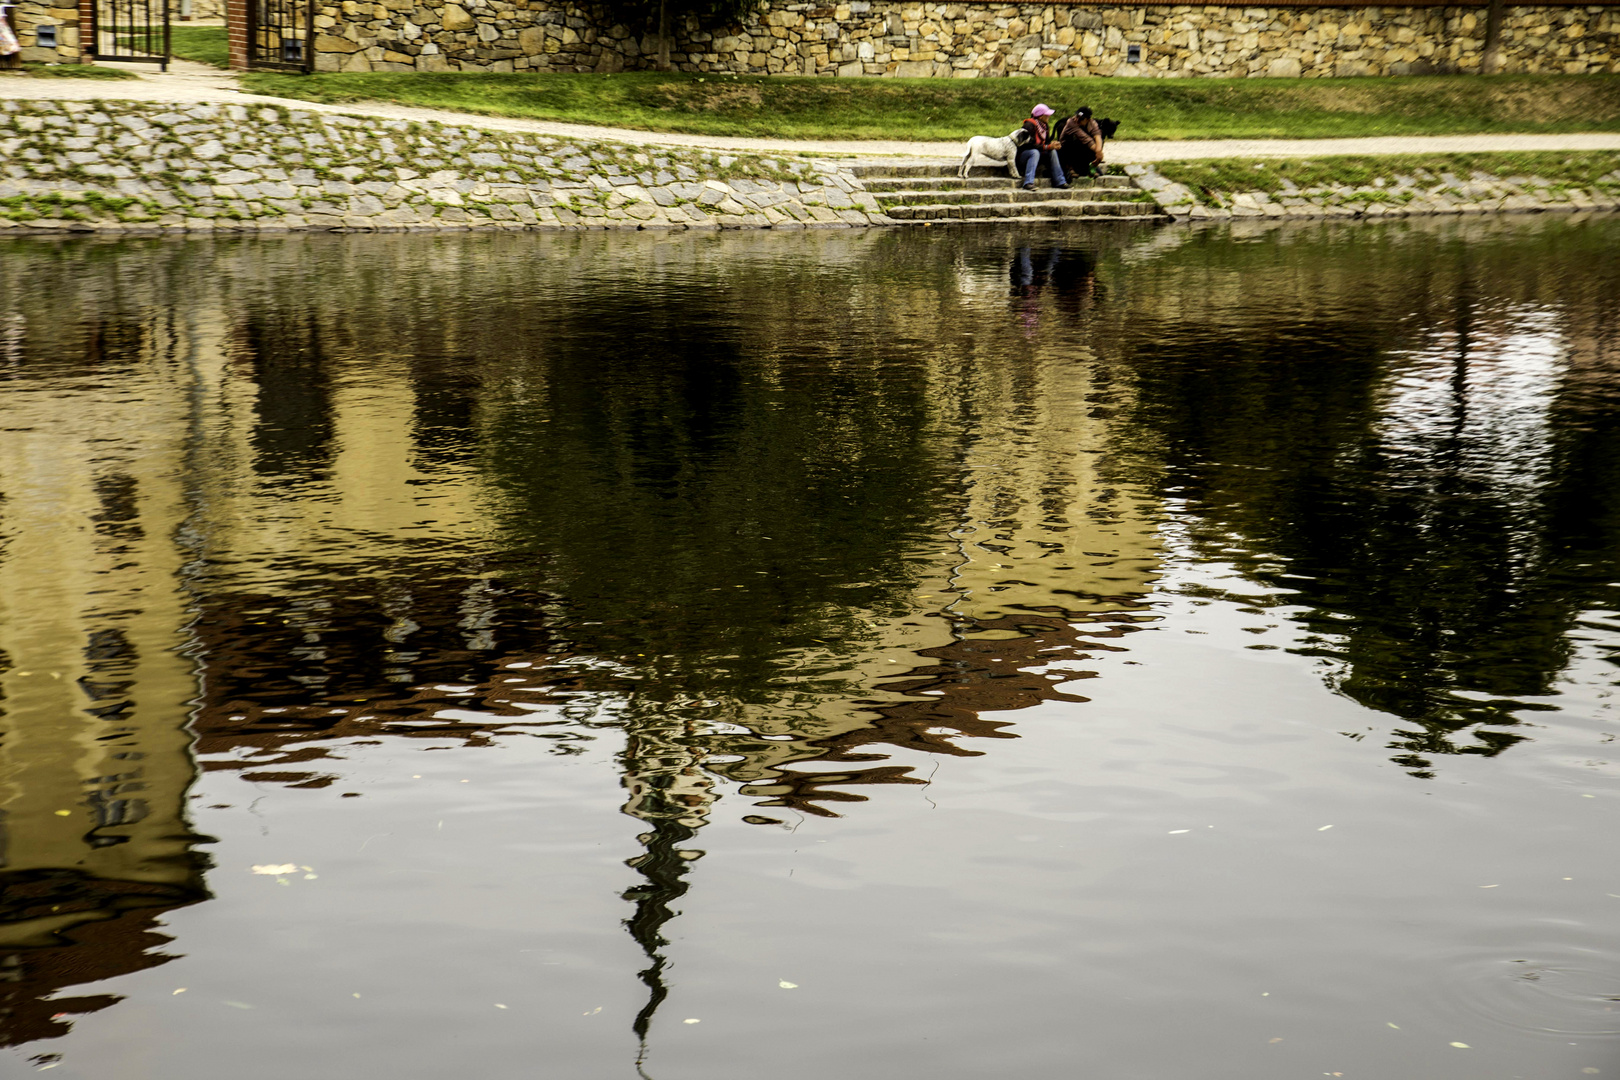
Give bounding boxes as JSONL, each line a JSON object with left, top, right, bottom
{"left": 304, "top": 1, "right": 1619, "bottom": 77}
{"left": 0, "top": 98, "right": 895, "bottom": 232}
{"left": 6, "top": 0, "right": 85, "bottom": 65}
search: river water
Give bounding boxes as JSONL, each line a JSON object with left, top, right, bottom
{"left": 1, "top": 217, "right": 1618, "bottom": 1080}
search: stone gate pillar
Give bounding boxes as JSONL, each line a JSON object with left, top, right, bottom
{"left": 75, "top": 0, "right": 93, "bottom": 61}
{"left": 226, "top": 0, "right": 247, "bottom": 69}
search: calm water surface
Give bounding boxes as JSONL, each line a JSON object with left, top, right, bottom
{"left": 1, "top": 217, "right": 1619, "bottom": 1079}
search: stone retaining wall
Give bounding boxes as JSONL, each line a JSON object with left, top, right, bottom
{"left": 1132, "top": 160, "right": 1620, "bottom": 218}
{"left": 6, "top": 0, "right": 83, "bottom": 66}
{"left": 306, "top": 2, "right": 1619, "bottom": 77}
{"left": 0, "top": 98, "right": 895, "bottom": 233}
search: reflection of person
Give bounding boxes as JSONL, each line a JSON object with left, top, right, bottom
{"left": 1011, "top": 245, "right": 1101, "bottom": 329}
{"left": 1016, "top": 105, "right": 1068, "bottom": 192}
{"left": 1010, "top": 245, "right": 1059, "bottom": 337}
{"left": 1057, "top": 106, "right": 1106, "bottom": 181}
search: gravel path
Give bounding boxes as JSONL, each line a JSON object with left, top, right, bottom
{"left": 6, "top": 60, "right": 1620, "bottom": 162}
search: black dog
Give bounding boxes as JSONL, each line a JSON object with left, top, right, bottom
{"left": 1098, "top": 117, "right": 1120, "bottom": 141}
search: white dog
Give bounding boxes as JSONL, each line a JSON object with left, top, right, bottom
{"left": 958, "top": 128, "right": 1029, "bottom": 179}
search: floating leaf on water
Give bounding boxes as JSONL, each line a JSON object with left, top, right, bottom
{"left": 1450, "top": 1041, "right": 1470, "bottom": 1048}
{"left": 779, "top": 981, "right": 798, "bottom": 989}
{"left": 494, "top": 1004, "right": 508, "bottom": 1009}
{"left": 684, "top": 1018, "right": 701, "bottom": 1024}
{"left": 1168, "top": 829, "right": 1190, "bottom": 835}
{"left": 1317, "top": 825, "right": 1333, "bottom": 831}
{"left": 251, "top": 864, "right": 299, "bottom": 876}
{"left": 1269, "top": 1037, "right": 1283, "bottom": 1044}
{"left": 53, "top": 811, "right": 71, "bottom": 817}
{"left": 1479, "top": 884, "right": 1500, "bottom": 889}
{"left": 583, "top": 1006, "right": 602, "bottom": 1016}
{"left": 173, "top": 988, "right": 187, "bottom": 995}
{"left": 1387, "top": 1022, "right": 1400, "bottom": 1029}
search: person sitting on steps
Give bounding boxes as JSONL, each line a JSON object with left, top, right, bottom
{"left": 1057, "top": 106, "right": 1107, "bottom": 182}
{"left": 1016, "top": 104, "right": 1068, "bottom": 192}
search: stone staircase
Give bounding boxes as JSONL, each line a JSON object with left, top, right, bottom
{"left": 852, "top": 162, "right": 1169, "bottom": 225}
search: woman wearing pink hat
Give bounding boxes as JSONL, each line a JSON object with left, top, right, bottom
{"left": 1016, "top": 104, "right": 1070, "bottom": 192}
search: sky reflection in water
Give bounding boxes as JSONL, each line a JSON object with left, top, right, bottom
{"left": 1, "top": 217, "right": 1618, "bottom": 1080}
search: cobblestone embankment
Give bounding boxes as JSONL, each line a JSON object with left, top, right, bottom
{"left": 0, "top": 98, "right": 895, "bottom": 233}
{"left": 1132, "top": 161, "right": 1620, "bottom": 220}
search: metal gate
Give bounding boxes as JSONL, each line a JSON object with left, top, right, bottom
{"left": 246, "top": 0, "right": 313, "bottom": 72}
{"left": 88, "top": 0, "right": 169, "bottom": 71}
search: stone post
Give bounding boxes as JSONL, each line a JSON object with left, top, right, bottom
{"left": 11, "top": 0, "right": 86, "bottom": 64}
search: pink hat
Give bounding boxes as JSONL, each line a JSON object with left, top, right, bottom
{"left": 1031, "top": 104, "right": 1054, "bottom": 117}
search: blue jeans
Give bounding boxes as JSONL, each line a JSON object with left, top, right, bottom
{"left": 1017, "top": 147, "right": 1066, "bottom": 188}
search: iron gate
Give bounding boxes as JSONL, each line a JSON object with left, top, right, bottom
{"left": 89, "top": 0, "right": 169, "bottom": 70}
{"left": 246, "top": 0, "right": 313, "bottom": 72}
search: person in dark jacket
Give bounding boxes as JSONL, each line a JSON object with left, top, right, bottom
{"left": 1015, "top": 104, "right": 1068, "bottom": 191}
{"left": 1057, "top": 106, "right": 1106, "bottom": 181}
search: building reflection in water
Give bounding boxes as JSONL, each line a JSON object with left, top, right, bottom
{"left": 0, "top": 298, "right": 214, "bottom": 1049}
{"left": 2, "top": 217, "right": 1618, "bottom": 1058}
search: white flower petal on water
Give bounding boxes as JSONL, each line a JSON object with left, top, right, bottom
{"left": 1317, "top": 825, "right": 1333, "bottom": 831}
{"left": 778, "top": 980, "right": 798, "bottom": 989}
{"left": 1450, "top": 1042, "right": 1470, "bottom": 1049}
{"left": 252, "top": 864, "right": 299, "bottom": 876}
{"left": 683, "top": 1018, "right": 701, "bottom": 1024}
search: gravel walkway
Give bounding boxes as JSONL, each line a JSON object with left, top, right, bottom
{"left": 6, "top": 60, "right": 1620, "bottom": 162}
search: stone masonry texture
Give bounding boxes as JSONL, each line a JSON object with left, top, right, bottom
{"left": 0, "top": 98, "right": 896, "bottom": 233}
{"left": 302, "top": 1, "right": 1619, "bottom": 78}
{"left": 1129, "top": 159, "right": 1620, "bottom": 217}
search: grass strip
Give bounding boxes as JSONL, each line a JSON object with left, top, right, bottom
{"left": 237, "top": 70, "right": 1620, "bottom": 142}
{"left": 1155, "top": 151, "right": 1620, "bottom": 199}
{"left": 9, "top": 63, "right": 139, "bottom": 79}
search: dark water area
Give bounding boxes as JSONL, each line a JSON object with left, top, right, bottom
{"left": 1, "top": 216, "right": 1618, "bottom": 1079}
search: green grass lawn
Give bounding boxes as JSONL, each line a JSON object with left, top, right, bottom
{"left": 167, "top": 24, "right": 232, "bottom": 68}
{"left": 236, "top": 70, "right": 1620, "bottom": 142}
{"left": 114, "top": 24, "right": 231, "bottom": 67}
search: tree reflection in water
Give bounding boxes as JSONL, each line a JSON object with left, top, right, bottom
{"left": 0, "top": 216, "right": 1617, "bottom": 1060}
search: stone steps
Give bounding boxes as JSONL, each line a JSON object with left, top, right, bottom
{"left": 855, "top": 162, "right": 1168, "bottom": 224}
{"left": 862, "top": 173, "right": 1136, "bottom": 194}
{"left": 885, "top": 200, "right": 1164, "bottom": 222}
{"left": 877, "top": 186, "right": 1148, "bottom": 209}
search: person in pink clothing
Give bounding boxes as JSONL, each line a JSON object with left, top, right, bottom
{"left": 1015, "top": 104, "right": 1069, "bottom": 191}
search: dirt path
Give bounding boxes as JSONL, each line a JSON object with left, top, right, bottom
{"left": 7, "top": 60, "right": 1620, "bottom": 162}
